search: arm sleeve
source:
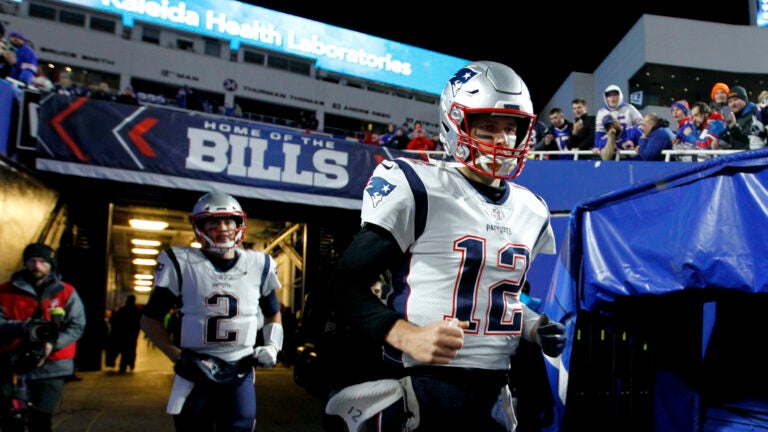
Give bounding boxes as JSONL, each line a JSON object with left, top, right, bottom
{"left": 330, "top": 224, "right": 405, "bottom": 345}
{"left": 600, "top": 131, "right": 616, "bottom": 160}
{"left": 143, "top": 286, "right": 178, "bottom": 321}
{"left": 259, "top": 290, "right": 279, "bottom": 318}
{"left": 638, "top": 129, "right": 672, "bottom": 161}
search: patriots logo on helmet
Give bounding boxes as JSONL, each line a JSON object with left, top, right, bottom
{"left": 365, "top": 176, "right": 396, "bottom": 208}
{"left": 449, "top": 67, "right": 478, "bottom": 97}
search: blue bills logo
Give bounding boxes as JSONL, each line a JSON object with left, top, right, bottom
{"left": 448, "top": 67, "right": 478, "bottom": 97}
{"left": 365, "top": 176, "right": 396, "bottom": 208}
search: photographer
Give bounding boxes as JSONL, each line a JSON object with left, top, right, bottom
{"left": 0, "top": 243, "right": 86, "bottom": 432}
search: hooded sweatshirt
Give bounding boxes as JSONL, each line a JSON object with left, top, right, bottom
{"left": 594, "top": 85, "right": 643, "bottom": 147}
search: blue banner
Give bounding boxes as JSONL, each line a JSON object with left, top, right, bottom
{"left": 36, "top": 95, "right": 406, "bottom": 209}
{"left": 0, "top": 80, "right": 20, "bottom": 156}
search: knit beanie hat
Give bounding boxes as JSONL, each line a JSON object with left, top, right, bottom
{"left": 727, "top": 86, "right": 748, "bottom": 102}
{"left": 671, "top": 100, "right": 690, "bottom": 116}
{"left": 23, "top": 243, "right": 56, "bottom": 269}
{"left": 710, "top": 83, "right": 730, "bottom": 101}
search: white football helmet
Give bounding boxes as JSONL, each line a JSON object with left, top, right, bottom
{"left": 439, "top": 61, "right": 536, "bottom": 180}
{"left": 189, "top": 192, "right": 247, "bottom": 252}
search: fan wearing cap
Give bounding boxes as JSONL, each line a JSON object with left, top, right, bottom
{"left": 596, "top": 113, "right": 642, "bottom": 160}
{"left": 725, "top": 86, "right": 766, "bottom": 150}
{"left": 670, "top": 100, "right": 697, "bottom": 147}
{"left": 0, "top": 242, "right": 86, "bottom": 431}
{"left": 709, "top": 82, "right": 730, "bottom": 118}
{"left": 1, "top": 30, "right": 38, "bottom": 85}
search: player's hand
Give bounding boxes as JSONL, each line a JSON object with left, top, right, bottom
{"left": 535, "top": 314, "right": 566, "bottom": 357}
{"left": 36, "top": 342, "right": 54, "bottom": 367}
{"left": 253, "top": 345, "right": 279, "bottom": 368}
{"left": 396, "top": 319, "right": 468, "bottom": 365}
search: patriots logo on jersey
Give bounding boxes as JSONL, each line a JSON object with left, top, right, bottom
{"left": 449, "top": 67, "right": 478, "bottom": 97}
{"left": 365, "top": 176, "right": 396, "bottom": 208}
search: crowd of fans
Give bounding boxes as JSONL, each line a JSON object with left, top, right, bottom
{"left": 531, "top": 83, "right": 767, "bottom": 161}
{"left": 3, "top": 23, "right": 765, "bottom": 160}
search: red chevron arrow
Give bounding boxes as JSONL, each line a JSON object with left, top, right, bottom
{"left": 51, "top": 97, "right": 89, "bottom": 162}
{"left": 127, "top": 117, "right": 158, "bottom": 157}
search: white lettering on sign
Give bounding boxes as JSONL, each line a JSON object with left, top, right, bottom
{"left": 101, "top": 0, "right": 413, "bottom": 77}
{"left": 184, "top": 127, "right": 349, "bottom": 188}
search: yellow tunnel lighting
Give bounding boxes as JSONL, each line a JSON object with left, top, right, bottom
{"left": 129, "top": 219, "right": 169, "bottom": 230}
{"left": 133, "top": 258, "right": 157, "bottom": 266}
{"left": 131, "top": 239, "right": 161, "bottom": 247}
{"left": 131, "top": 248, "right": 159, "bottom": 255}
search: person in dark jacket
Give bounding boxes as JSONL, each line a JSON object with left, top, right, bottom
{"left": 570, "top": 98, "right": 596, "bottom": 151}
{"left": 386, "top": 127, "right": 411, "bottom": 150}
{"left": 636, "top": 113, "right": 674, "bottom": 161}
{"left": 106, "top": 295, "right": 143, "bottom": 373}
{"left": 725, "top": 86, "right": 765, "bottom": 150}
{"left": 0, "top": 243, "right": 86, "bottom": 432}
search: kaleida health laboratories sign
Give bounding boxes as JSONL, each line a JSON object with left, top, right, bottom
{"left": 60, "top": 0, "right": 468, "bottom": 95}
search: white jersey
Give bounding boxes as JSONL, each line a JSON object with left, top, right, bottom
{"left": 362, "top": 158, "right": 555, "bottom": 370}
{"left": 154, "top": 246, "right": 281, "bottom": 362}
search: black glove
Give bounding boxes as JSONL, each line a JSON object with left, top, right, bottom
{"left": 535, "top": 314, "right": 566, "bottom": 358}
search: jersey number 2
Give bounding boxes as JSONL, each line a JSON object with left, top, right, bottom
{"left": 206, "top": 293, "right": 238, "bottom": 342}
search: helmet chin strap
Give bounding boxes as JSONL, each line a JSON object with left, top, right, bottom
{"left": 476, "top": 153, "right": 518, "bottom": 177}
{"left": 206, "top": 246, "right": 234, "bottom": 255}
{"left": 201, "top": 232, "right": 237, "bottom": 254}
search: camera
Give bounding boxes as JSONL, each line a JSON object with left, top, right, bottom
{"left": 27, "top": 319, "right": 59, "bottom": 343}
{"left": 10, "top": 320, "right": 59, "bottom": 374}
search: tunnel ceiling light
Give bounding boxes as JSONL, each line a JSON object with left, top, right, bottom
{"left": 129, "top": 219, "right": 168, "bottom": 230}
{"left": 135, "top": 274, "right": 154, "bottom": 280}
{"left": 132, "top": 239, "right": 161, "bottom": 247}
{"left": 134, "top": 280, "right": 152, "bottom": 286}
{"left": 191, "top": 241, "right": 201, "bottom": 249}
{"left": 133, "top": 258, "right": 157, "bottom": 266}
{"left": 134, "top": 286, "right": 152, "bottom": 292}
{"left": 131, "top": 247, "right": 159, "bottom": 255}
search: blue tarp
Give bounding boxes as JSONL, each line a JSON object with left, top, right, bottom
{"left": 540, "top": 148, "right": 768, "bottom": 431}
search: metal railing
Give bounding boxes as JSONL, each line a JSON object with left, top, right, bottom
{"left": 660, "top": 149, "right": 743, "bottom": 162}
{"left": 527, "top": 149, "right": 745, "bottom": 162}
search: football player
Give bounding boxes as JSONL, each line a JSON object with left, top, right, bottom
{"left": 329, "top": 61, "right": 566, "bottom": 431}
{"left": 141, "top": 192, "right": 282, "bottom": 432}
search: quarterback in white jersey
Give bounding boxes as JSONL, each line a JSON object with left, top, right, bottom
{"left": 330, "top": 61, "right": 566, "bottom": 432}
{"left": 153, "top": 245, "right": 280, "bottom": 362}
{"left": 141, "top": 192, "right": 283, "bottom": 432}
{"left": 362, "top": 157, "right": 554, "bottom": 370}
